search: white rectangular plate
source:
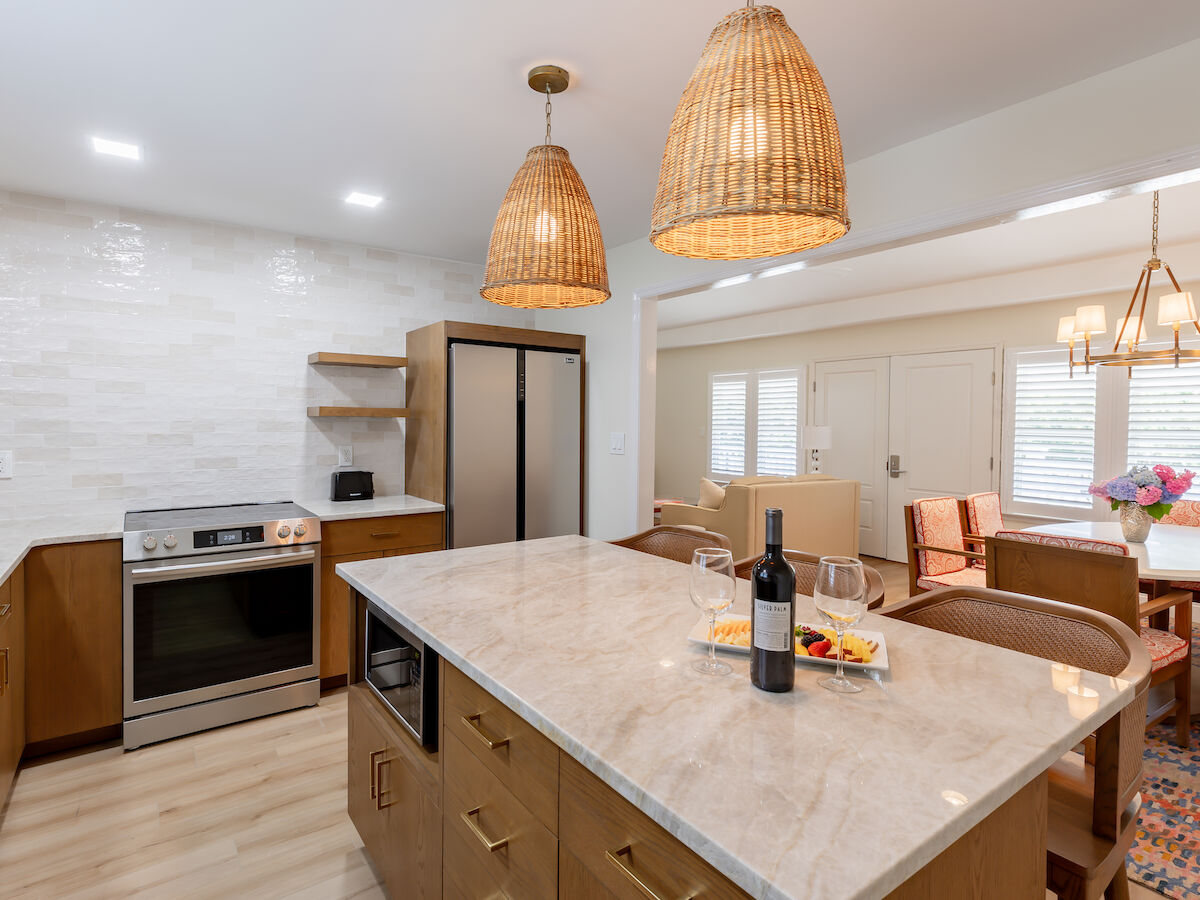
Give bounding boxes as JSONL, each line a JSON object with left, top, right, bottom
{"left": 687, "top": 614, "right": 890, "bottom": 672}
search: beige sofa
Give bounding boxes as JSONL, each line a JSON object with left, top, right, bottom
{"left": 659, "top": 475, "right": 860, "bottom": 561}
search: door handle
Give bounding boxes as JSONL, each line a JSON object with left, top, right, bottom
{"left": 369, "top": 748, "right": 385, "bottom": 798}
{"left": 0, "top": 648, "right": 8, "bottom": 695}
{"left": 605, "top": 844, "right": 694, "bottom": 900}
{"left": 888, "top": 454, "right": 907, "bottom": 478}
{"left": 461, "top": 807, "right": 509, "bottom": 852}
{"left": 375, "top": 754, "right": 395, "bottom": 810}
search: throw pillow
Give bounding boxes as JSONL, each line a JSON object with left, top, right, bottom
{"left": 698, "top": 477, "right": 726, "bottom": 510}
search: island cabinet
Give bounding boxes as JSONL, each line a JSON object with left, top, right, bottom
{"left": 0, "top": 562, "right": 25, "bottom": 802}
{"left": 320, "top": 513, "right": 443, "bottom": 685}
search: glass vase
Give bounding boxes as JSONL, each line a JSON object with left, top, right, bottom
{"left": 1119, "top": 501, "right": 1153, "bottom": 542}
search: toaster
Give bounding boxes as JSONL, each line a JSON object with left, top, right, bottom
{"left": 331, "top": 470, "right": 374, "bottom": 502}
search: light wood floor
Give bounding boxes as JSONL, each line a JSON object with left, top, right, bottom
{"left": 0, "top": 689, "right": 386, "bottom": 900}
{"left": 861, "top": 555, "right": 911, "bottom": 607}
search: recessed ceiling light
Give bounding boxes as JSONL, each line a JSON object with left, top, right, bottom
{"left": 345, "top": 192, "right": 383, "bottom": 208}
{"left": 91, "top": 136, "right": 141, "bottom": 160}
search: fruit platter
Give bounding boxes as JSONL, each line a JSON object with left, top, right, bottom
{"left": 686, "top": 614, "right": 890, "bottom": 671}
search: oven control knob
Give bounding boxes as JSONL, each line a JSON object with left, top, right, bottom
{"left": 142, "top": 535, "right": 158, "bottom": 551}
{"left": 163, "top": 534, "right": 178, "bottom": 550}
{"left": 293, "top": 523, "right": 307, "bottom": 538}
{"left": 277, "top": 525, "right": 291, "bottom": 539}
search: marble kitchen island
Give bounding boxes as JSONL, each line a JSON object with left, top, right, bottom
{"left": 337, "top": 535, "right": 1136, "bottom": 900}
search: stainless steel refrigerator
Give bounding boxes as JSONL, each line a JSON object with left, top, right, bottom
{"left": 448, "top": 342, "right": 582, "bottom": 548}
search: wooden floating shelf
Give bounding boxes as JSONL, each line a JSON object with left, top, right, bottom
{"left": 308, "top": 352, "right": 408, "bottom": 368}
{"left": 307, "top": 407, "right": 409, "bottom": 418}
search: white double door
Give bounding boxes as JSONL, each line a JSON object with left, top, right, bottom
{"left": 813, "top": 349, "right": 996, "bottom": 561}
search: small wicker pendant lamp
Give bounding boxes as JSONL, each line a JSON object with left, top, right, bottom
{"left": 481, "top": 66, "right": 610, "bottom": 309}
{"left": 650, "top": 4, "right": 849, "bottom": 260}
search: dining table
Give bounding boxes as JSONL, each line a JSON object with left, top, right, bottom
{"left": 1023, "top": 520, "right": 1200, "bottom": 582}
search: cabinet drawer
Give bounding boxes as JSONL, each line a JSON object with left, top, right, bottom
{"left": 321, "top": 513, "right": 443, "bottom": 557}
{"left": 560, "top": 753, "right": 750, "bottom": 900}
{"left": 444, "top": 662, "right": 559, "bottom": 832}
{"left": 443, "top": 814, "right": 512, "bottom": 900}
{"left": 444, "top": 731, "right": 557, "bottom": 900}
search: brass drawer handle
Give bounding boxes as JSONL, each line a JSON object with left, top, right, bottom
{"left": 371, "top": 531, "right": 403, "bottom": 539}
{"left": 462, "top": 713, "right": 509, "bottom": 750}
{"left": 375, "top": 754, "right": 395, "bottom": 810}
{"left": 0, "top": 648, "right": 7, "bottom": 696}
{"left": 369, "top": 749, "right": 385, "bottom": 798}
{"left": 461, "top": 807, "right": 508, "bottom": 853}
{"left": 605, "top": 845, "right": 693, "bottom": 900}
{"left": 0, "top": 603, "right": 10, "bottom": 620}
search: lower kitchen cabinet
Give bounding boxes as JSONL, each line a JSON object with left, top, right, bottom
{"left": 24, "top": 540, "right": 122, "bottom": 748}
{"left": 321, "top": 513, "right": 443, "bottom": 684}
{"left": 1, "top": 562, "right": 25, "bottom": 801}
{"left": 347, "top": 683, "right": 442, "bottom": 900}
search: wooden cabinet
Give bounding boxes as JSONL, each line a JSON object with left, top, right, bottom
{"left": 0, "top": 562, "right": 25, "bottom": 801}
{"left": 320, "top": 513, "right": 443, "bottom": 684}
{"left": 347, "top": 683, "right": 442, "bottom": 899}
{"left": 24, "top": 540, "right": 122, "bottom": 748}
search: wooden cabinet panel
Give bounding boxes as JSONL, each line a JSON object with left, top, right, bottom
{"left": 1, "top": 562, "right": 25, "bottom": 801}
{"left": 443, "top": 813, "right": 512, "bottom": 900}
{"left": 321, "top": 551, "right": 382, "bottom": 680}
{"left": 24, "top": 541, "right": 121, "bottom": 745}
{"left": 348, "top": 684, "right": 442, "bottom": 899}
{"left": 321, "top": 513, "right": 443, "bottom": 557}
{"left": 560, "top": 846, "right": 617, "bottom": 900}
{"left": 444, "top": 661, "right": 559, "bottom": 833}
{"left": 443, "top": 731, "right": 557, "bottom": 900}
{"left": 560, "top": 753, "right": 750, "bottom": 900}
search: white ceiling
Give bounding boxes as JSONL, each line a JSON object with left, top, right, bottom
{"left": 2, "top": 1, "right": 1199, "bottom": 264}
{"left": 656, "top": 178, "right": 1200, "bottom": 332}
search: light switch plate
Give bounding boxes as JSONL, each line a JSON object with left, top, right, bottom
{"left": 0, "top": 451, "right": 11, "bottom": 479}
{"left": 337, "top": 445, "right": 353, "bottom": 467}
{"left": 609, "top": 432, "right": 625, "bottom": 455}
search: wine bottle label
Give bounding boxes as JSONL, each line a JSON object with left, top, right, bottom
{"left": 753, "top": 599, "right": 792, "bottom": 652}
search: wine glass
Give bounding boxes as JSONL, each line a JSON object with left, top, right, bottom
{"left": 690, "top": 547, "right": 736, "bottom": 675}
{"left": 812, "top": 556, "right": 867, "bottom": 693}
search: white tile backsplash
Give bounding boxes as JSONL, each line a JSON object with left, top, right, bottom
{"left": 0, "top": 188, "right": 531, "bottom": 516}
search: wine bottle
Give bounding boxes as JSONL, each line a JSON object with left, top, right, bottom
{"left": 750, "top": 508, "right": 796, "bottom": 692}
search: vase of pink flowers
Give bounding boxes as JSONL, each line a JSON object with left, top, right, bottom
{"left": 1089, "top": 465, "right": 1196, "bottom": 542}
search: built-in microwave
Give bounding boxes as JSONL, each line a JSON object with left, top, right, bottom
{"left": 365, "top": 603, "right": 438, "bottom": 749}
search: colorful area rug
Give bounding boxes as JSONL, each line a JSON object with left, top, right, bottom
{"left": 1127, "top": 633, "right": 1200, "bottom": 899}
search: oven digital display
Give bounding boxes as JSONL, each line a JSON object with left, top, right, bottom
{"left": 193, "top": 526, "right": 266, "bottom": 549}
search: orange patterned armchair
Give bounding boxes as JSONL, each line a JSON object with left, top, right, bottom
{"left": 903, "top": 497, "right": 986, "bottom": 596}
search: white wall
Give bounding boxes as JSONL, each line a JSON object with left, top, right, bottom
{"left": 548, "top": 40, "right": 1200, "bottom": 540}
{"left": 0, "top": 188, "right": 531, "bottom": 517}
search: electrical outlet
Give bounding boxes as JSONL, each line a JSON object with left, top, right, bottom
{"left": 0, "top": 451, "right": 11, "bottom": 479}
{"left": 337, "top": 445, "right": 353, "bottom": 467}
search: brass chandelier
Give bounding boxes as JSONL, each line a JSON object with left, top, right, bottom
{"left": 1058, "top": 191, "right": 1198, "bottom": 375}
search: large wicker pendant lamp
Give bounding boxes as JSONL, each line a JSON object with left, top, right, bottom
{"left": 650, "top": 4, "right": 850, "bottom": 260}
{"left": 481, "top": 66, "right": 610, "bottom": 309}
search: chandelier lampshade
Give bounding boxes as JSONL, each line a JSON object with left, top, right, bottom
{"left": 649, "top": 4, "right": 849, "bottom": 260}
{"left": 481, "top": 66, "right": 610, "bottom": 309}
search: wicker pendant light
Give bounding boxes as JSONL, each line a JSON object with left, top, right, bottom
{"left": 650, "top": 4, "right": 849, "bottom": 260}
{"left": 481, "top": 66, "right": 610, "bottom": 309}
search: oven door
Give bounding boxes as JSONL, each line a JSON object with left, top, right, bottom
{"left": 123, "top": 545, "right": 320, "bottom": 719}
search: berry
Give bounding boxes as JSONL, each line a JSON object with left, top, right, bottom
{"left": 809, "top": 640, "right": 832, "bottom": 658}
{"left": 800, "top": 633, "right": 822, "bottom": 648}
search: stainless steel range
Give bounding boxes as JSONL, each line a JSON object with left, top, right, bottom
{"left": 122, "top": 502, "right": 321, "bottom": 749}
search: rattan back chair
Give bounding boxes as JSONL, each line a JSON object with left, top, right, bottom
{"left": 733, "top": 550, "right": 886, "bottom": 610}
{"left": 609, "top": 525, "right": 732, "bottom": 565}
{"left": 885, "top": 586, "right": 1151, "bottom": 900}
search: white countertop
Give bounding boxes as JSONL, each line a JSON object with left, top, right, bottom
{"left": 1023, "top": 520, "right": 1200, "bottom": 580}
{"left": 337, "top": 535, "right": 1134, "bottom": 900}
{"left": 0, "top": 493, "right": 444, "bottom": 584}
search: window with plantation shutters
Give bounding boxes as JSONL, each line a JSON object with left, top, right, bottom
{"left": 756, "top": 371, "right": 800, "bottom": 476}
{"left": 1127, "top": 364, "right": 1200, "bottom": 500}
{"left": 709, "top": 373, "right": 748, "bottom": 477}
{"left": 709, "top": 368, "right": 804, "bottom": 480}
{"left": 1007, "top": 351, "right": 1097, "bottom": 510}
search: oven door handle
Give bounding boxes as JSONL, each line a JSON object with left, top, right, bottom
{"left": 129, "top": 549, "right": 316, "bottom": 583}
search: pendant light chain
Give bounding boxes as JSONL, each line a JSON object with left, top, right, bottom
{"left": 1151, "top": 190, "right": 1160, "bottom": 261}
{"left": 545, "top": 85, "right": 553, "bottom": 145}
